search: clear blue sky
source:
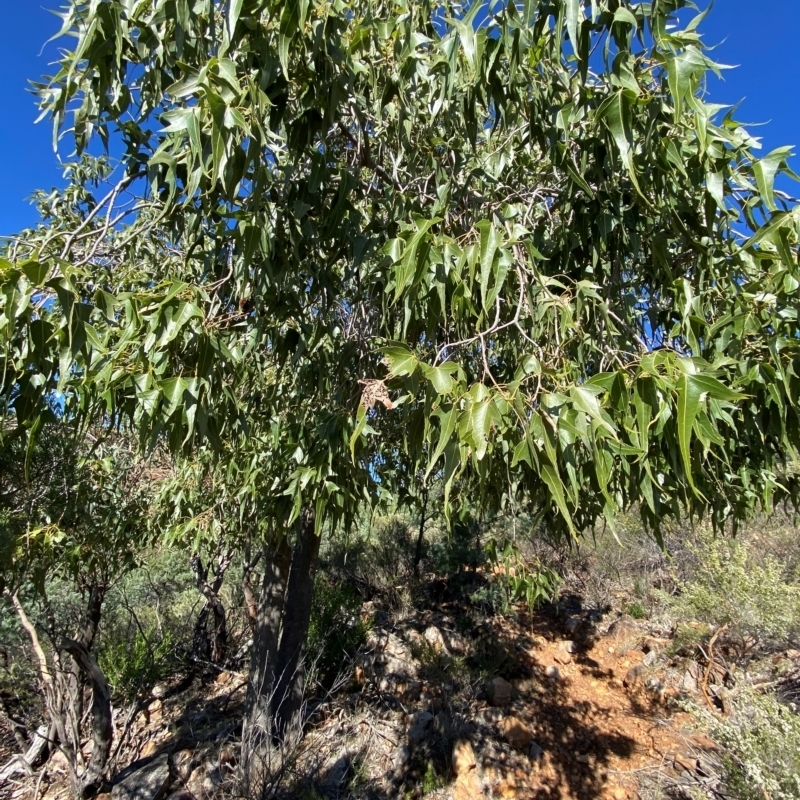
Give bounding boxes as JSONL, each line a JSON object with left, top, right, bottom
{"left": 1, "top": 1, "right": 798, "bottom": 236}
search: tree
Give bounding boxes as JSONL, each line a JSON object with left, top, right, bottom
{"left": 0, "top": 426, "right": 155, "bottom": 796}
{"left": 2, "top": 0, "right": 800, "bottom": 774}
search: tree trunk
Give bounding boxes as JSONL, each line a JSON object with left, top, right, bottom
{"left": 61, "top": 638, "right": 112, "bottom": 798}
{"left": 5, "top": 589, "right": 114, "bottom": 797}
{"left": 272, "top": 508, "right": 320, "bottom": 742}
{"left": 191, "top": 546, "right": 233, "bottom": 666}
{"left": 68, "top": 585, "right": 106, "bottom": 741}
{"left": 413, "top": 488, "right": 429, "bottom": 577}
{"left": 243, "top": 508, "right": 320, "bottom": 789}
{"left": 241, "top": 542, "right": 262, "bottom": 628}
{"left": 245, "top": 536, "right": 292, "bottom": 737}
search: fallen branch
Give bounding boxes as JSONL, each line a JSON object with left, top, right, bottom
{"left": 701, "top": 624, "right": 729, "bottom": 714}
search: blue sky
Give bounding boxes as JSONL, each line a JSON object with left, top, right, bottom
{"left": 1, "top": 1, "right": 798, "bottom": 236}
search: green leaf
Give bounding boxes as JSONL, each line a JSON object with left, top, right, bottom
{"left": 570, "top": 385, "right": 616, "bottom": 438}
{"left": 596, "top": 90, "right": 642, "bottom": 195}
{"left": 676, "top": 373, "right": 703, "bottom": 492}
{"left": 349, "top": 404, "right": 368, "bottom": 462}
{"left": 566, "top": 0, "right": 581, "bottom": 57}
{"left": 613, "top": 7, "right": 638, "bottom": 27}
{"left": 423, "top": 364, "right": 457, "bottom": 394}
{"left": 19, "top": 261, "right": 49, "bottom": 286}
{"left": 675, "top": 373, "right": 742, "bottom": 493}
{"left": 541, "top": 464, "right": 576, "bottom": 537}
{"left": 158, "top": 301, "right": 202, "bottom": 348}
{"left": 381, "top": 343, "right": 417, "bottom": 377}
{"left": 752, "top": 147, "right": 794, "bottom": 212}
{"left": 227, "top": 0, "right": 244, "bottom": 38}
{"left": 394, "top": 217, "right": 441, "bottom": 302}
{"left": 425, "top": 406, "right": 458, "bottom": 479}
{"left": 476, "top": 219, "right": 501, "bottom": 313}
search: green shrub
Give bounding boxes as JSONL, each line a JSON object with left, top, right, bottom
{"left": 668, "top": 528, "right": 800, "bottom": 654}
{"left": 697, "top": 688, "right": 800, "bottom": 800}
{"left": 622, "top": 600, "right": 647, "bottom": 620}
{"left": 427, "top": 518, "right": 484, "bottom": 580}
{"left": 471, "top": 539, "right": 561, "bottom": 617}
{"left": 100, "top": 626, "right": 176, "bottom": 702}
{"left": 306, "top": 573, "right": 368, "bottom": 691}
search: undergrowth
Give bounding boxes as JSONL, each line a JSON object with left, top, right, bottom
{"left": 695, "top": 688, "right": 800, "bottom": 800}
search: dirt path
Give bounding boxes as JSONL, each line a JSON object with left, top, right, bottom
{"left": 479, "top": 611, "right": 707, "bottom": 799}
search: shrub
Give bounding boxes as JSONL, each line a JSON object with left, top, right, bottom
{"left": 697, "top": 688, "right": 800, "bottom": 800}
{"left": 471, "top": 539, "right": 561, "bottom": 617}
{"left": 100, "top": 626, "right": 177, "bottom": 702}
{"left": 668, "top": 528, "right": 800, "bottom": 656}
{"left": 306, "top": 573, "right": 368, "bottom": 691}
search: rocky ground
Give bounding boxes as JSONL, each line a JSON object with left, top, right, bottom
{"left": 3, "top": 588, "right": 799, "bottom": 800}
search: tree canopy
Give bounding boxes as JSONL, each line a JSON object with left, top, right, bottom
{"left": 3, "top": 0, "right": 800, "bottom": 542}
{"left": 3, "top": 0, "right": 800, "bottom": 783}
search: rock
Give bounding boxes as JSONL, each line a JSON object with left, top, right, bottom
{"left": 501, "top": 717, "right": 532, "bottom": 750}
{"left": 488, "top": 677, "right": 513, "bottom": 706}
{"left": 393, "top": 744, "right": 411, "bottom": 770}
{"left": 642, "top": 636, "right": 668, "bottom": 654}
{"left": 396, "top": 679, "right": 422, "bottom": 702}
{"left": 479, "top": 707, "right": 504, "bottom": 725}
{"left": 214, "top": 671, "right": 232, "bottom": 685}
{"left": 673, "top": 754, "right": 696, "bottom": 774}
{"left": 424, "top": 626, "right": 448, "bottom": 653}
{"left": 452, "top": 740, "right": 477, "bottom": 775}
{"left": 151, "top": 683, "right": 169, "bottom": 700}
{"left": 407, "top": 711, "right": 434, "bottom": 747}
{"left": 112, "top": 754, "right": 171, "bottom": 800}
{"left": 623, "top": 664, "right": 645, "bottom": 689}
{"left": 642, "top": 649, "right": 658, "bottom": 668}
{"left": 553, "top": 650, "right": 572, "bottom": 665}
{"left": 140, "top": 741, "right": 160, "bottom": 759}
{"left": 218, "top": 747, "right": 236, "bottom": 770}
{"left": 147, "top": 699, "right": 163, "bottom": 714}
{"left": 563, "top": 616, "right": 584, "bottom": 635}
{"left": 367, "top": 631, "right": 418, "bottom": 679}
{"left": 545, "top": 665, "right": 561, "bottom": 680}
{"left": 171, "top": 750, "right": 195, "bottom": 782}
{"left": 453, "top": 771, "right": 484, "bottom": 800}
{"left": 574, "top": 752, "right": 591, "bottom": 764}
{"left": 682, "top": 663, "right": 701, "bottom": 693}
{"left": 607, "top": 616, "right": 639, "bottom": 641}
{"left": 528, "top": 741, "right": 544, "bottom": 763}
{"left": 560, "top": 639, "right": 577, "bottom": 654}
{"left": 185, "top": 767, "right": 206, "bottom": 799}
{"left": 323, "top": 755, "right": 352, "bottom": 792}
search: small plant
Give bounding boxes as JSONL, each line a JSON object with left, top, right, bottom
{"left": 695, "top": 688, "right": 800, "bottom": 800}
{"left": 667, "top": 528, "right": 800, "bottom": 658}
{"left": 421, "top": 760, "right": 446, "bottom": 794}
{"left": 306, "top": 574, "right": 369, "bottom": 691}
{"left": 477, "top": 539, "right": 562, "bottom": 616}
{"left": 100, "top": 627, "right": 176, "bottom": 702}
{"left": 622, "top": 600, "right": 647, "bottom": 620}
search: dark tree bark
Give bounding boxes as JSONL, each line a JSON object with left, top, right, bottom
{"left": 272, "top": 508, "right": 320, "bottom": 742}
{"left": 245, "top": 535, "right": 292, "bottom": 736}
{"left": 61, "top": 638, "right": 112, "bottom": 798}
{"left": 191, "top": 545, "right": 234, "bottom": 666}
{"left": 413, "top": 487, "right": 429, "bottom": 577}
{"left": 244, "top": 508, "right": 320, "bottom": 753}
{"left": 68, "top": 585, "right": 106, "bottom": 738}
